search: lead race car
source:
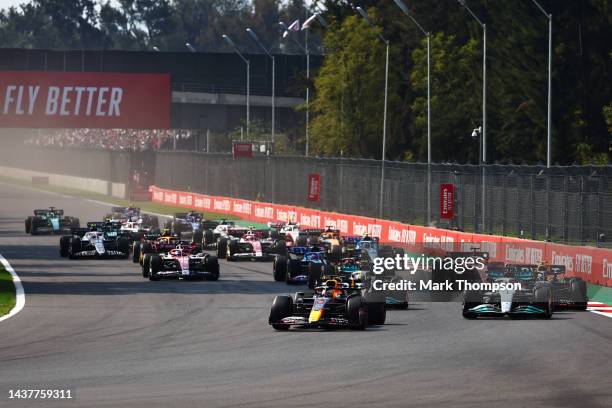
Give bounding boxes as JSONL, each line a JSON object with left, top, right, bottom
{"left": 269, "top": 278, "right": 384, "bottom": 330}
{"left": 146, "top": 245, "right": 220, "bottom": 281}
{"left": 25, "top": 207, "right": 80, "bottom": 235}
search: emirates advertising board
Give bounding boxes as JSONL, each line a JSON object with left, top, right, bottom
{"left": 0, "top": 71, "right": 171, "bottom": 129}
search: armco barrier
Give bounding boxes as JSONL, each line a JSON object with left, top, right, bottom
{"left": 150, "top": 186, "right": 612, "bottom": 287}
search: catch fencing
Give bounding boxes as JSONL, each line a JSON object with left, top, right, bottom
{"left": 153, "top": 152, "right": 612, "bottom": 246}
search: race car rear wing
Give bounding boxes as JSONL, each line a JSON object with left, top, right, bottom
{"left": 70, "top": 227, "right": 90, "bottom": 237}
{"left": 299, "top": 229, "right": 323, "bottom": 236}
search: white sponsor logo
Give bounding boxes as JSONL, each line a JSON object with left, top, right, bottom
{"left": 276, "top": 210, "right": 287, "bottom": 222}
{"left": 603, "top": 259, "right": 612, "bottom": 279}
{"left": 575, "top": 254, "right": 592, "bottom": 275}
{"left": 423, "top": 233, "right": 454, "bottom": 251}
{"left": 178, "top": 194, "right": 192, "bottom": 206}
{"left": 213, "top": 199, "right": 231, "bottom": 211}
{"left": 552, "top": 251, "right": 574, "bottom": 271}
{"left": 164, "top": 193, "right": 177, "bottom": 204}
{"left": 3, "top": 85, "right": 123, "bottom": 117}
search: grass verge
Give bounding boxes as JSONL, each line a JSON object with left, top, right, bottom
{"left": 0, "top": 266, "right": 16, "bottom": 317}
{"left": 587, "top": 283, "right": 612, "bottom": 305}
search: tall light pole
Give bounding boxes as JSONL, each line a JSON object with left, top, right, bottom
{"left": 458, "top": 0, "right": 487, "bottom": 232}
{"left": 279, "top": 21, "right": 310, "bottom": 156}
{"left": 223, "top": 34, "right": 250, "bottom": 139}
{"left": 246, "top": 28, "right": 275, "bottom": 144}
{"left": 531, "top": 0, "right": 552, "bottom": 168}
{"left": 356, "top": 7, "right": 389, "bottom": 220}
{"left": 393, "top": 0, "right": 432, "bottom": 225}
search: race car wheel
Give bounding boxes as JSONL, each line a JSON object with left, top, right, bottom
{"left": 347, "top": 296, "right": 367, "bottom": 330}
{"left": 132, "top": 241, "right": 141, "bottom": 263}
{"left": 71, "top": 217, "right": 80, "bottom": 228}
{"left": 142, "top": 253, "right": 153, "bottom": 278}
{"left": 59, "top": 236, "right": 70, "bottom": 257}
{"left": 217, "top": 238, "right": 228, "bottom": 259}
{"left": 269, "top": 229, "right": 280, "bottom": 240}
{"left": 296, "top": 236, "right": 308, "bottom": 247}
{"left": 329, "top": 246, "right": 342, "bottom": 262}
{"left": 274, "top": 240, "right": 288, "bottom": 256}
{"left": 68, "top": 237, "right": 82, "bottom": 260}
{"left": 307, "top": 262, "right": 322, "bottom": 289}
{"left": 149, "top": 255, "right": 162, "bottom": 281}
{"left": 205, "top": 255, "right": 220, "bottom": 281}
{"left": 203, "top": 230, "right": 214, "bottom": 247}
{"left": 25, "top": 218, "right": 32, "bottom": 234}
{"left": 367, "top": 302, "right": 386, "bottom": 325}
{"left": 193, "top": 230, "right": 203, "bottom": 244}
{"left": 534, "top": 285, "right": 553, "bottom": 318}
{"left": 269, "top": 295, "right": 292, "bottom": 331}
{"left": 273, "top": 255, "right": 287, "bottom": 282}
{"left": 140, "top": 243, "right": 153, "bottom": 265}
{"left": 569, "top": 278, "right": 588, "bottom": 310}
{"left": 117, "top": 238, "right": 130, "bottom": 259}
{"left": 227, "top": 240, "right": 239, "bottom": 262}
{"left": 150, "top": 216, "right": 159, "bottom": 229}
{"left": 391, "top": 277, "right": 409, "bottom": 309}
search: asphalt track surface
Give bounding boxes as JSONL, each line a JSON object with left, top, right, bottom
{"left": 0, "top": 182, "right": 611, "bottom": 408}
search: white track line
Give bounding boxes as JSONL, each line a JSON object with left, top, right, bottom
{"left": 0, "top": 253, "right": 25, "bottom": 322}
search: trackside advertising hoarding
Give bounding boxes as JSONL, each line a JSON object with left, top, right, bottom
{"left": 150, "top": 185, "right": 612, "bottom": 287}
{"left": 0, "top": 71, "right": 170, "bottom": 129}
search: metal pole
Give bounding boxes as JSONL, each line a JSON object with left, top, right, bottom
{"left": 206, "top": 129, "right": 210, "bottom": 153}
{"left": 547, "top": 15, "right": 552, "bottom": 168}
{"left": 246, "top": 60, "right": 250, "bottom": 139}
{"left": 482, "top": 23, "right": 487, "bottom": 231}
{"left": 272, "top": 56, "right": 275, "bottom": 144}
{"left": 427, "top": 34, "right": 432, "bottom": 225}
{"left": 306, "top": 51, "right": 310, "bottom": 156}
{"left": 379, "top": 41, "right": 390, "bottom": 220}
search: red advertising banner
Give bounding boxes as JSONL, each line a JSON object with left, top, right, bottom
{"left": 0, "top": 71, "right": 170, "bottom": 129}
{"left": 148, "top": 185, "right": 612, "bottom": 287}
{"left": 440, "top": 183, "right": 455, "bottom": 219}
{"left": 232, "top": 142, "right": 253, "bottom": 158}
{"left": 307, "top": 173, "right": 321, "bottom": 202}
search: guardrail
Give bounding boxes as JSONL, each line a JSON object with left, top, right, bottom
{"left": 150, "top": 185, "right": 612, "bottom": 287}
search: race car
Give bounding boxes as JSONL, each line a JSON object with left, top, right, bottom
{"left": 222, "top": 229, "right": 287, "bottom": 261}
{"left": 25, "top": 207, "right": 80, "bottom": 235}
{"left": 518, "top": 263, "right": 587, "bottom": 310}
{"left": 165, "top": 212, "right": 219, "bottom": 242}
{"left": 273, "top": 245, "right": 333, "bottom": 287}
{"left": 104, "top": 207, "right": 159, "bottom": 230}
{"left": 145, "top": 245, "right": 220, "bottom": 281}
{"left": 268, "top": 278, "right": 385, "bottom": 330}
{"left": 318, "top": 227, "right": 343, "bottom": 261}
{"left": 215, "top": 226, "right": 249, "bottom": 258}
{"left": 204, "top": 220, "right": 239, "bottom": 248}
{"left": 462, "top": 264, "right": 554, "bottom": 319}
{"left": 59, "top": 228, "right": 130, "bottom": 259}
{"left": 271, "top": 222, "right": 322, "bottom": 247}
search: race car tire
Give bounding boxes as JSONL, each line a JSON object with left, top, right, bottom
{"left": 205, "top": 255, "right": 220, "bottom": 281}
{"left": 269, "top": 295, "right": 292, "bottom": 331}
{"left": 227, "top": 240, "right": 239, "bottom": 262}
{"left": 148, "top": 255, "right": 162, "bottom": 281}
{"left": 296, "top": 236, "right": 308, "bottom": 247}
{"left": 193, "top": 230, "right": 203, "bottom": 244}
{"left": 329, "top": 246, "right": 342, "bottom": 263}
{"left": 390, "top": 277, "right": 409, "bottom": 309}
{"left": 59, "top": 236, "right": 70, "bottom": 257}
{"left": 25, "top": 217, "right": 32, "bottom": 234}
{"left": 117, "top": 238, "right": 130, "bottom": 259}
{"left": 366, "top": 302, "right": 386, "bottom": 325}
{"left": 274, "top": 240, "right": 288, "bottom": 256}
{"left": 347, "top": 296, "right": 367, "bottom": 330}
{"left": 269, "top": 229, "right": 280, "bottom": 240}
{"left": 534, "top": 285, "right": 553, "bottom": 318}
{"left": 273, "top": 255, "right": 288, "bottom": 282}
{"left": 306, "top": 236, "right": 319, "bottom": 247}
{"left": 307, "top": 262, "right": 322, "bottom": 289}
{"left": 71, "top": 217, "right": 80, "bottom": 229}
{"left": 204, "top": 230, "right": 214, "bottom": 247}
{"left": 180, "top": 231, "right": 194, "bottom": 241}
{"left": 569, "top": 278, "right": 588, "bottom": 310}
{"left": 164, "top": 220, "right": 172, "bottom": 230}
{"left": 217, "top": 238, "right": 228, "bottom": 259}
{"left": 132, "top": 241, "right": 141, "bottom": 263}
{"left": 68, "top": 237, "right": 82, "bottom": 260}
{"left": 142, "top": 253, "right": 153, "bottom": 278}
{"left": 140, "top": 242, "right": 153, "bottom": 265}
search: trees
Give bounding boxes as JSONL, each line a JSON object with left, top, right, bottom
{"left": 309, "top": 14, "right": 402, "bottom": 158}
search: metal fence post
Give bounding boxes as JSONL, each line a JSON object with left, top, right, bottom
{"left": 530, "top": 175, "right": 536, "bottom": 239}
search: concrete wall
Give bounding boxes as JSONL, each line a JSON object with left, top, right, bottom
{"left": 0, "top": 166, "right": 127, "bottom": 199}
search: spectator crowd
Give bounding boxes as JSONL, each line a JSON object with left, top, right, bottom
{"left": 25, "top": 128, "right": 194, "bottom": 151}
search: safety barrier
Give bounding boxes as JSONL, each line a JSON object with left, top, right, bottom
{"left": 150, "top": 185, "right": 612, "bottom": 287}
